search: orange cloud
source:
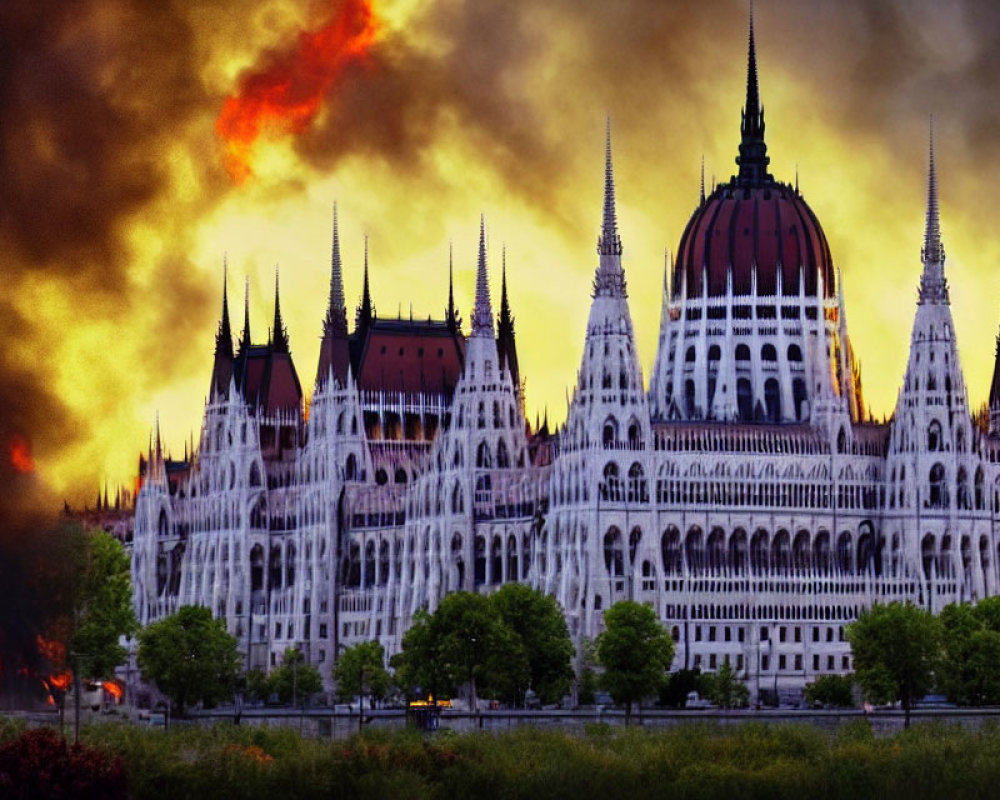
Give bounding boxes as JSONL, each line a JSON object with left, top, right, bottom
{"left": 215, "top": 0, "right": 379, "bottom": 183}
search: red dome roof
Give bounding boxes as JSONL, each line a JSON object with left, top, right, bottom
{"left": 674, "top": 180, "right": 834, "bottom": 298}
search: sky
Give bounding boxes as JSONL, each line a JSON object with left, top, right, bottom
{"left": 4, "top": 0, "right": 1000, "bottom": 507}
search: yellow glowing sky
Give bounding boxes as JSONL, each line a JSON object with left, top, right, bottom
{"left": 9, "top": 0, "right": 1000, "bottom": 505}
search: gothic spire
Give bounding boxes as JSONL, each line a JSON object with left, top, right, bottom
{"left": 446, "top": 241, "right": 461, "bottom": 333}
{"left": 919, "top": 120, "right": 948, "bottom": 304}
{"left": 597, "top": 117, "right": 622, "bottom": 257}
{"left": 215, "top": 257, "right": 233, "bottom": 357}
{"left": 326, "top": 203, "right": 348, "bottom": 336}
{"left": 356, "top": 235, "right": 374, "bottom": 331}
{"left": 239, "top": 276, "right": 251, "bottom": 355}
{"left": 593, "top": 121, "right": 627, "bottom": 298}
{"left": 210, "top": 260, "right": 235, "bottom": 399}
{"left": 471, "top": 215, "right": 494, "bottom": 337}
{"left": 736, "top": 7, "right": 771, "bottom": 186}
{"left": 497, "top": 244, "right": 520, "bottom": 393}
{"left": 272, "top": 268, "right": 290, "bottom": 353}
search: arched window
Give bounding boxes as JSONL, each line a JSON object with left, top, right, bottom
{"left": 792, "top": 378, "right": 807, "bottom": 421}
{"left": 603, "top": 417, "right": 618, "bottom": 448}
{"left": 736, "top": 344, "right": 751, "bottom": 361}
{"left": 787, "top": 344, "right": 802, "bottom": 362}
{"left": 662, "top": 527, "right": 682, "bottom": 575}
{"left": 475, "top": 536, "right": 487, "bottom": 585}
{"left": 345, "top": 453, "right": 357, "bottom": 481}
{"left": 603, "top": 462, "right": 621, "bottom": 502}
{"left": 604, "top": 527, "right": 624, "bottom": 576}
{"left": 737, "top": 378, "right": 753, "bottom": 421}
{"left": 750, "top": 529, "right": 769, "bottom": 573}
{"left": 708, "top": 344, "right": 721, "bottom": 361}
{"left": 375, "top": 468, "right": 388, "bottom": 485}
{"left": 771, "top": 530, "right": 791, "bottom": 574}
{"left": 685, "top": 527, "right": 704, "bottom": 573}
{"left": 685, "top": 380, "right": 697, "bottom": 418}
{"left": 792, "top": 531, "right": 811, "bottom": 572}
{"left": 627, "top": 462, "right": 646, "bottom": 502}
{"left": 764, "top": 378, "right": 781, "bottom": 422}
{"left": 761, "top": 344, "right": 777, "bottom": 362}
{"left": 628, "top": 527, "right": 642, "bottom": 564}
{"left": 476, "top": 440, "right": 492, "bottom": 468}
{"left": 729, "top": 529, "right": 748, "bottom": 574}
{"left": 927, "top": 420, "right": 942, "bottom": 451}
{"left": 928, "top": 463, "right": 946, "bottom": 508}
{"left": 706, "top": 528, "right": 725, "bottom": 571}
{"left": 685, "top": 346, "right": 696, "bottom": 362}
{"left": 922, "top": 534, "right": 936, "bottom": 580}
{"left": 836, "top": 532, "right": 853, "bottom": 573}
{"left": 497, "top": 439, "right": 510, "bottom": 468}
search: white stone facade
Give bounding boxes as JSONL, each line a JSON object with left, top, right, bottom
{"left": 132, "top": 39, "right": 1000, "bottom": 705}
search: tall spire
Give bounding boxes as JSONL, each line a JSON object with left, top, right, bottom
{"left": 210, "top": 260, "right": 234, "bottom": 399}
{"left": 497, "top": 244, "right": 520, "bottom": 394}
{"left": 471, "top": 215, "right": 494, "bottom": 337}
{"left": 272, "top": 268, "right": 290, "bottom": 352}
{"left": 356, "top": 235, "right": 374, "bottom": 331}
{"left": 326, "top": 203, "right": 348, "bottom": 336}
{"left": 445, "top": 241, "right": 461, "bottom": 333}
{"left": 699, "top": 156, "right": 706, "bottom": 205}
{"left": 593, "top": 121, "right": 627, "bottom": 298}
{"left": 239, "top": 276, "right": 251, "bottom": 355}
{"left": 919, "top": 119, "right": 948, "bottom": 304}
{"left": 215, "top": 258, "right": 233, "bottom": 357}
{"left": 597, "top": 117, "right": 622, "bottom": 257}
{"left": 736, "top": 6, "right": 771, "bottom": 186}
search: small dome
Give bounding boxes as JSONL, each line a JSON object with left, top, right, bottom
{"left": 674, "top": 179, "right": 834, "bottom": 298}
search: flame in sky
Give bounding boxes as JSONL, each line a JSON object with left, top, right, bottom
{"left": 9, "top": 434, "right": 34, "bottom": 474}
{"left": 215, "top": 0, "right": 379, "bottom": 183}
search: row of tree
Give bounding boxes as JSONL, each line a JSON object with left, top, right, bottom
{"left": 847, "top": 598, "right": 1000, "bottom": 726}
{"left": 63, "top": 526, "right": 1000, "bottom": 725}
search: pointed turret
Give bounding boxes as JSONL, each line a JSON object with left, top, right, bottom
{"left": 326, "top": 204, "right": 348, "bottom": 336}
{"left": 919, "top": 122, "right": 948, "bottom": 304}
{"left": 316, "top": 204, "right": 351, "bottom": 387}
{"left": 355, "top": 235, "right": 374, "bottom": 333}
{"left": 445, "top": 242, "right": 462, "bottom": 333}
{"left": 496, "top": 245, "right": 520, "bottom": 398}
{"left": 593, "top": 120, "right": 627, "bottom": 298}
{"left": 210, "top": 262, "right": 235, "bottom": 399}
{"left": 238, "top": 277, "right": 251, "bottom": 355}
{"left": 989, "top": 326, "right": 1000, "bottom": 436}
{"left": 471, "top": 216, "right": 494, "bottom": 338}
{"left": 271, "top": 268, "right": 290, "bottom": 353}
{"left": 736, "top": 9, "right": 772, "bottom": 187}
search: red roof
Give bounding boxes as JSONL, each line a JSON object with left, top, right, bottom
{"left": 675, "top": 181, "right": 834, "bottom": 298}
{"left": 235, "top": 345, "right": 303, "bottom": 414}
{"left": 356, "top": 319, "right": 465, "bottom": 395}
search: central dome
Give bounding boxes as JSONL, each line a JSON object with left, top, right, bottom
{"left": 673, "top": 20, "right": 835, "bottom": 300}
{"left": 674, "top": 179, "right": 834, "bottom": 298}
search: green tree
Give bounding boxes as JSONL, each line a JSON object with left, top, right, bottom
{"left": 489, "top": 584, "right": 574, "bottom": 705}
{"left": 71, "top": 531, "right": 138, "bottom": 680}
{"left": 596, "top": 600, "right": 674, "bottom": 724}
{"left": 847, "top": 602, "right": 940, "bottom": 727}
{"left": 803, "top": 674, "right": 855, "bottom": 708}
{"left": 137, "top": 605, "right": 241, "bottom": 714}
{"left": 660, "top": 668, "right": 702, "bottom": 708}
{"left": 701, "top": 661, "right": 749, "bottom": 709}
{"left": 391, "top": 608, "right": 447, "bottom": 701}
{"left": 333, "top": 640, "right": 392, "bottom": 706}
{"left": 268, "top": 647, "right": 324, "bottom": 705}
{"left": 432, "top": 592, "right": 504, "bottom": 710}
{"left": 940, "top": 600, "right": 1000, "bottom": 705}
{"left": 576, "top": 638, "right": 599, "bottom": 706}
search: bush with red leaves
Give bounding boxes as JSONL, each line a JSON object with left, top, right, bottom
{"left": 0, "top": 726, "right": 126, "bottom": 799}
